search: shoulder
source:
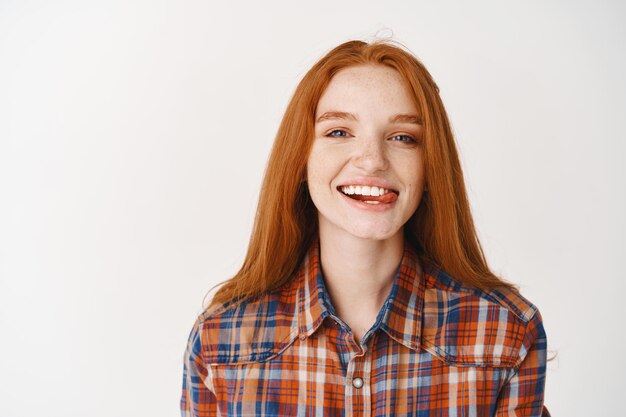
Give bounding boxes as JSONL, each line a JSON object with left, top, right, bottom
{"left": 420, "top": 263, "right": 546, "bottom": 368}
{"left": 191, "top": 278, "right": 301, "bottom": 365}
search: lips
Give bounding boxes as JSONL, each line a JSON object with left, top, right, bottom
{"left": 348, "top": 192, "right": 398, "bottom": 204}
{"left": 336, "top": 184, "right": 399, "bottom": 205}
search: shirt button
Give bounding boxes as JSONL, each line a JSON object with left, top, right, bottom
{"left": 352, "top": 377, "right": 364, "bottom": 389}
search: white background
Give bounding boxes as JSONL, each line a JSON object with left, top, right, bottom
{"left": 1, "top": 1, "right": 624, "bottom": 416}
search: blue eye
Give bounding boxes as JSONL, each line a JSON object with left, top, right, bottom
{"left": 389, "top": 134, "right": 416, "bottom": 143}
{"left": 327, "top": 129, "right": 350, "bottom": 138}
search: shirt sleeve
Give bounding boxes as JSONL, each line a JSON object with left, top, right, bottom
{"left": 180, "top": 317, "right": 219, "bottom": 417}
{"left": 495, "top": 309, "right": 550, "bottom": 416}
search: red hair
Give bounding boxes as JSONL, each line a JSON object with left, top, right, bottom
{"left": 208, "top": 40, "right": 515, "bottom": 308}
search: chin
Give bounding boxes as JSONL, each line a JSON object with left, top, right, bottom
{"left": 346, "top": 223, "right": 400, "bottom": 241}
{"left": 318, "top": 213, "right": 404, "bottom": 242}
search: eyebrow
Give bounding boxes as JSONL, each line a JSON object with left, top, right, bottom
{"left": 316, "top": 111, "right": 422, "bottom": 125}
{"left": 316, "top": 111, "right": 358, "bottom": 123}
{"left": 390, "top": 114, "right": 423, "bottom": 125}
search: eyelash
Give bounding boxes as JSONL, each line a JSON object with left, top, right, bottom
{"left": 326, "top": 129, "right": 417, "bottom": 143}
{"left": 389, "top": 134, "right": 416, "bottom": 143}
{"left": 327, "top": 129, "right": 351, "bottom": 138}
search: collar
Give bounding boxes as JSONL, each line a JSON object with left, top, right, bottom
{"left": 295, "top": 237, "right": 426, "bottom": 352}
{"left": 202, "top": 236, "right": 529, "bottom": 367}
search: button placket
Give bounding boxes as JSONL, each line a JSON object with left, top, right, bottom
{"left": 360, "top": 347, "right": 373, "bottom": 416}
{"left": 344, "top": 342, "right": 373, "bottom": 417}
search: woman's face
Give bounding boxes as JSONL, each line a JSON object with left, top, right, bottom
{"left": 306, "top": 64, "right": 425, "bottom": 242}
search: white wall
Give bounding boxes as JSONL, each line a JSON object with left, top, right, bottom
{"left": 1, "top": 1, "right": 624, "bottom": 416}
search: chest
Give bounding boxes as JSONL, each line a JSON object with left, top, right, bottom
{"left": 206, "top": 330, "right": 509, "bottom": 417}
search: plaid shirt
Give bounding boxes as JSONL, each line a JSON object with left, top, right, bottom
{"left": 181, "top": 239, "right": 550, "bottom": 416}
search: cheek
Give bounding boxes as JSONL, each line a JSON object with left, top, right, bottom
{"left": 394, "top": 152, "right": 423, "bottom": 181}
{"left": 306, "top": 145, "right": 338, "bottom": 185}
{"left": 306, "top": 156, "right": 322, "bottom": 186}
{"left": 306, "top": 150, "right": 328, "bottom": 201}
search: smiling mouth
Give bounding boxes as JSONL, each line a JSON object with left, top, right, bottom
{"left": 337, "top": 185, "right": 399, "bottom": 204}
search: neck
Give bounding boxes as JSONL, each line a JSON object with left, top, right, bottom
{"left": 317, "top": 227, "right": 404, "bottom": 343}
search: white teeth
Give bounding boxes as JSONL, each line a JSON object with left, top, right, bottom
{"left": 340, "top": 185, "right": 391, "bottom": 196}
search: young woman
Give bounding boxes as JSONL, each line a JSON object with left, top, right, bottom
{"left": 180, "top": 40, "right": 550, "bottom": 416}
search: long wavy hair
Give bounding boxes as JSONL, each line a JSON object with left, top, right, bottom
{"left": 208, "top": 40, "right": 516, "bottom": 309}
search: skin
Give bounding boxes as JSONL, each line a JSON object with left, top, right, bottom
{"left": 306, "top": 64, "right": 426, "bottom": 343}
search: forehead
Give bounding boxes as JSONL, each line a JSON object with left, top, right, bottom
{"left": 315, "top": 65, "right": 417, "bottom": 116}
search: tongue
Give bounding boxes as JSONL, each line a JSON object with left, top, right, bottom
{"left": 349, "top": 193, "right": 398, "bottom": 204}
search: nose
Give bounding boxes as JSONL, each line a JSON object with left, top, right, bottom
{"left": 353, "top": 136, "right": 389, "bottom": 172}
